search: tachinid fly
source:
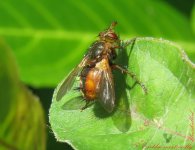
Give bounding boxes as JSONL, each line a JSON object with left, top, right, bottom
{"left": 56, "top": 22, "right": 147, "bottom": 112}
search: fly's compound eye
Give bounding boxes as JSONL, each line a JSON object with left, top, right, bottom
{"left": 107, "top": 32, "right": 118, "bottom": 40}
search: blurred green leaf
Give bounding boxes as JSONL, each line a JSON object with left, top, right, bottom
{"left": 189, "top": 3, "right": 195, "bottom": 63}
{"left": 0, "top": 40, "right": 46, "bottom": 150}
{"left": 192, "top": 3, "right": 195, "bottom": 33}
{"left": 49, "top": 38, "right": 195, "bottom": 150}
{"left": 0, "top": 0, "right": 194, "bottom": 87}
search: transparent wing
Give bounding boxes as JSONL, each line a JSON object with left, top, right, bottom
{"left": 56, "top": 56, "right": 89, "bottom": 101}
{"left": 98, "top": 65, "right": 115, "bottom": 112}
{"left": 62, "top": 96, "right": 85, "bottom": 110}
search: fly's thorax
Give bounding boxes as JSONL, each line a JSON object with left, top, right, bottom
{"left": 87, "top": 40, "right": 119, "bottom": 65}
{"left": 103, "top": 40, "right": 120, "bottom": 61}
{"left": 88, "top": 41, "right": 105, "bottom": 60}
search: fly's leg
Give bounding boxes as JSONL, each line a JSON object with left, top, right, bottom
{"left": 73, "top": 87, "right": 83, "bottom": 91}
{"left": 118, "top": 38, "right": 137, "bottom": 58}
{"left": 121, "top": 37, "right": 137, "bottom": 49}
{"left": 81, "top": 101, "right": 90, "bottom": 111}
{"left": 112, "top": 64, "right": 147, "bottom": 94}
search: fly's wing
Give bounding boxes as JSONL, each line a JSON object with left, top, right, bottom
{"left": 62, "top": 96, "right": 85, "bottom": 110}
{"left": 56, "top": 56, "right": 89, "bottom": 101}
{"left": 98, "top": 64, "right": 115, "bottom": 113}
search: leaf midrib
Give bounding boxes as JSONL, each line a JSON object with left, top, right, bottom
{"left": 0, "top": 27, "right": 96, "bottom": 40}
{"left": 0, "top": 27, "right": 194, "bottom": 46}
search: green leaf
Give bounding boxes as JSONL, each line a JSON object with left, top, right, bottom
{"left": 0, "top": 0, "right": 194, "bottom": 87}
{"left": 49, "top": 38, "right": 195, "bottom": 150}
{"left": 0, "top": 40, "right": 46, "bottom": 150}
{"left": 188, "top": 3, "right": 195, "bottom": 63}
{"left": 192, "top": 3, "right": 195, "bottom": 33}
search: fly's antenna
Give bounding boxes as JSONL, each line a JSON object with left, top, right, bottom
{"left": 109, "top": 21, "right": 117, "bottom": 30}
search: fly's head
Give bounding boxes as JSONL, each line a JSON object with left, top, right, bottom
{"left": 99, "top": 22, "right": 120, "bottom": 60}
{"left": 99, "top": 22, "right": 120, "bottom": 46}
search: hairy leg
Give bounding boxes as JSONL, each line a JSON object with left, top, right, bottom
{"left": 81, "top": 100, "right": 90, "bottom": 111}
{"left": 121, "top": 37, "right": 137, "bottom": 49}
{"left": 112, "top": 64, "right": 147, "bottom": 94}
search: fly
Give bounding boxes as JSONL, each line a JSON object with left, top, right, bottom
{"left": 56, "top": 22, "right": 147, "bottom": 112}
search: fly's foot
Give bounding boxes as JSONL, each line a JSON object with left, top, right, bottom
{"left": 137, "top": 81, "right": 148, "bottom": 94}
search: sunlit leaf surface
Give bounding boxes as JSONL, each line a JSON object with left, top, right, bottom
{"left": 49, "top": 38, "right": 195, "bottom": 150}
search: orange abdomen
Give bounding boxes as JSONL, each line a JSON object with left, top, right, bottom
{"left": 83, "top": 69, "right": 101, "bottom": 100}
